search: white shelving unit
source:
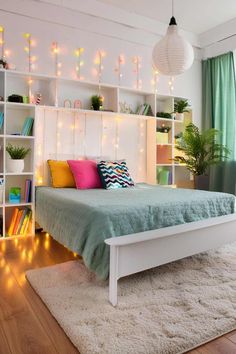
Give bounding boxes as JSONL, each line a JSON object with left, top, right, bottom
{"left": 0, "top": 70, "right": 35, "bottom": 238}
{"left": 147, "top": 95, "right": 192, "bottom": 187}
{"left": 0, "top": 68, "right": 193, "bottom": 237}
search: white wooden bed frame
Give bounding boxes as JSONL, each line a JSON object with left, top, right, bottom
{"left": 105, "top": 213, "right": 236, "bottom": 306}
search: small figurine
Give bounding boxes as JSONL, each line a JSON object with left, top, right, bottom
{"left": 64, "top": 99, "right": 72, "bottom": 108}
{"left": 74, "top": 99, "right": 82, "bottom": 109}
{"left": 119, "top": 101, "right": 133, "bottom": 114}
{"left": 35, "top": 93, "right": 42, "bottom": 105}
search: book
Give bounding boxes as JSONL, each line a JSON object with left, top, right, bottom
{"left": 7, "top": 208, "right": 18, "bottom": 236}
{"left": 16, "top": 208, "right": 28, "bottom": 235}
{"left": 26, "top": 118, "right": 34, "bottom": 135}
{"left": 140, "top": 104, "right": 147, "bottom": 115}
{"left": 24, "top": 179, "right": 32, "bottom": 203}
{"left": 20, "top": 213, "right": 29, "bottom": 235}
{"left": 12, "top": 209, "right": 23, "bottom": 235}
{"left": 143, "top": 104, "right": 150, "bottom": 116}
{"left": 21, "top": 117, "right": 34, "bottom": 136}
{"left": 22, "top": 209, "right": 32, "bottom": 236}
{"left": 0, "top": 112, "right": 4, "bottom": 130}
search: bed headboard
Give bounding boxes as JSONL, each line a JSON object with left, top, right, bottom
{"left": 35, "top": 107, "right": 147, "bottom": 186}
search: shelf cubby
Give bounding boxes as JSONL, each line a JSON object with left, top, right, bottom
{"left": 5, "top": 174, "right": 33, "bottom": 205}
{"left": 6, "top": 71, "right": 55, "bottom": 106}
{"left": 5, "top": 104, "right": 35, "bottom": 136}
{"left": 156, "top": 95, "right": 174, "bottom": 116}
{"left": 156, "top": 145, "right": 172, "bottom": 165}
{"left": 156, "top": 165, "right": 173, "bottom": 185}
{"left": 5, "top": 137, "right": 34, "bottom": 173}
{"left": 5, "top": 205, "right": 33, "bottom": 237}
{"left": 118, "top": 88, "right": 155, "bottom": 117}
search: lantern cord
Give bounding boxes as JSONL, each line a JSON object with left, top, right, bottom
{"left": 169, "top": 0, "right": 177, "bottom": 26}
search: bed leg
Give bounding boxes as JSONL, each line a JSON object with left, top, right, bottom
{"left": 109, "top": 245, "right": 118, "bottom": 307}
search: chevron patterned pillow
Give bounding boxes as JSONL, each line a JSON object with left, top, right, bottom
{"left": 97, "top": 160, "right": 134, "bottom": 189}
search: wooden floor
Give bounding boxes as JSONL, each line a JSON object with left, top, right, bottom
{"left": 0, "top": 232, "right": 236, "bottom": 354}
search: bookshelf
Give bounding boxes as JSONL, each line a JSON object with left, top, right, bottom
{"left": 147, "top": 95, "right": 193, "bottom": 187}
{"left": 0, "top": 70, "right": 35, "bottom": 238}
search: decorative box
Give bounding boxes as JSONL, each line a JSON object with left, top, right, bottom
{"left": 9, "top": 187, "right": 21, "bottom": 203}
{"left": 156, "top": 132, "right": 169, "bottom": 144}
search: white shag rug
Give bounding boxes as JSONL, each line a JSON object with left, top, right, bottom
{"left": 26, "top": 243, "right": 236, "bottom": 354}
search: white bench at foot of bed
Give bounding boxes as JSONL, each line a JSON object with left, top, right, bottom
{"left": 105, "top": 213, "right": 236, "bottom": 306}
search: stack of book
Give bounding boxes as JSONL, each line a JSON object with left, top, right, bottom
{"left": 7, "top": 207, "right": 32, "bottom": 236}
{"left": 21, "top": 117, "right": 34, "bottom": 136}
{"left": 24, "top": 179, "right": 32, "bottom": 203}
{"left": 135, "top": 103, "right": 154, "bottom": 116}
{"left": 0, "top": 112, "right": 4, "bottom": 130}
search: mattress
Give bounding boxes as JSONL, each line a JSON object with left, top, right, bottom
{"left": 36, "top": 184, "right": 236, "bottom": 280}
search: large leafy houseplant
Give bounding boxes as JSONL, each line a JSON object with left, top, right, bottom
{"left": 174, "top": 123, "right": 230, "bottom": 189}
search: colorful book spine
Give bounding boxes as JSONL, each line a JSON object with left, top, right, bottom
{"left": 7, "top": 208, "right": 18, "bottom": 236}
{"left": 21, "top": 117, "right": 34, "bottom": 136}
{"left": 16, "top": 208, "right": 27, "bottom": 235}
{"left": 26, "top": 118, "right": 34, "bottom": 135}
{"left": 7, "top": 207, "right": 32, "bottom": 236}
{"left": 13, "top": 209, "right": 23, "bottom": 235}
{"left": 143, "top": 104, "right": 150, "bottom": 116}
{"left": 24, "top": 179, "right": 32, "bottom": 202}
{"left": 20, "top": 213, "right": 29, "bottom": 235}
{"left": 22, "top": 210, "right": 32, "bottom": 236}
{"left": 0, "top": 112, "right": 4, "bottom": 130}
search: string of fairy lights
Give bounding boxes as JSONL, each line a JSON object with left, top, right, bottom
{"left": 0, "top": 25, "right": 176, "bottom": 93}
{"left": 0, "top": 25, "right": 173, "bottom": 186}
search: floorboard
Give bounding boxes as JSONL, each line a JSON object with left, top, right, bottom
{"left": 0, "top": 232, "right": 235, "bottom": 354}
{"left": 0, "top": 253, "right": 57, "bottom": 354}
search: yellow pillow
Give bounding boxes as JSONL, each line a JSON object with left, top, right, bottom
{"left": 48, "top": 160, "right": 76, "bottom": 188}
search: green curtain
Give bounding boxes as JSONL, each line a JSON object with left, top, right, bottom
{"left": 202, "top": 52, "right": 236, "bottom": 194}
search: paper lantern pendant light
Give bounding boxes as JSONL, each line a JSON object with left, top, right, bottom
{"left": 152, "top": 14, "right": 194, "bottom": 76}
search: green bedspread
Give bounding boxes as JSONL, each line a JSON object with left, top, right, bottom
{"left": 36, "top": 184, "right": 236, "bottom": 279}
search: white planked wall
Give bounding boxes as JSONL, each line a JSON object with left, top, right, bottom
{"left": 35, "top": 108, "right": 146, "bottom": 185}
{"left": 0, "top": 0, "right": 202, "bottom": 126}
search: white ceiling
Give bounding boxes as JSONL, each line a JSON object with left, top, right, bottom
{"left": 97, "top": 0, "right": 236, "bottom": 34}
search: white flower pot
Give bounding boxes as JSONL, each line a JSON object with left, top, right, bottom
{"left": 7, "top": 159, "right": 24, "bottom": 173}
{"left": 175, "top": 113, "right": 184, "bottom": 121}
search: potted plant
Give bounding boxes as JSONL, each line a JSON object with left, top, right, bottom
{"left": 174, "top": 99, "right": 190, "bottom": 121}
{"left": 91, "top": 95, "right": 103, "bottom": 111}
{"left": 174, "top": 123, "right": 230, "bottom": 190}
{"left": 6, "top": 144, "right": 31, "bottom": 173}
{"left": 156, "top": 112, "right": 172, "bottom": 119}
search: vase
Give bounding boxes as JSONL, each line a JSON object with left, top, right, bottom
{"left": 7, "top": 159, "right": 24, "bottom": 173}
{"left": 175, "top": 113, "right": 184, "bottom": 121}
{"left": 194, "top": 175, "right": 209, "bottom": 190}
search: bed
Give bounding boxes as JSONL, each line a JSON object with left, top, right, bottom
{"left": 36, "top": 183, "right": 236, "bottom": 305}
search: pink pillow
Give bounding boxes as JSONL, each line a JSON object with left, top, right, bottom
{"left": 67, "top": 160, "right": 102, "bottom": 189}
